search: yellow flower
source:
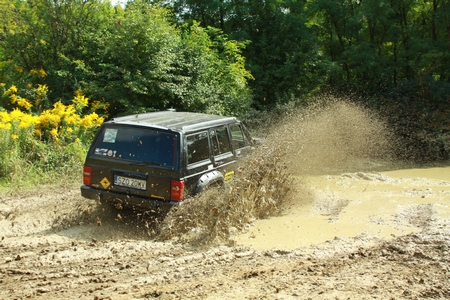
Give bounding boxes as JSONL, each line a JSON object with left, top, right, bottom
{"left": 10, "top": 94, "right": 18, "bottom": 104}
{"left": 72, "top": 90, "right": 89, "bottom": 111}
{"left": 52, "top": 101, "right": 68, "bottom": 118}
{"left": 80, "top": 113, "right": 104, "bottom": 129}
{"left": 19, "top": 114, "right": 39, "bottom": 129}
{"left": 2, "top": 123, "right": 12, "bottom": 130}
{"left": 39, "top": 68, "right": 47, "bottom": 78}
{"left": 38, "top": 114, "right": 49, "bottom": 128}
{"left": 11, "top": 134, "right": 19, "bottom": 140}
{"left": 97, "top": 116, "right": 105, "bottom": 126}
{"left": 39, "top": 110, "right": 61, "bottom": 129}
{"left": 50, "top": 128, "right": 58, "bottom": 138}
{"left": 10, "top": 108, "right": 24, "bottom": 121}
{"left": 0, "top": 111, "right": 11, "bottom": 123}
{"left": 91, "top": 100, "right": 110, "bottom": 112}
{"left": 36, "top": 84, "right": 48, "bottom": 97}
{"left": 65, "top": 105, "right": 76, "bottom": 116}
{"left": 65, "top": 114, "right": 81, "bottom": 125}
{"left": 91, "top": 100, "right": 101, "bottom": 111}
{"left": 5, "top": 85, "right": 18, "bottom": 95}
{"left": 0, "top": 83, "right": 5, "bottom": 87}
{"left": 17, "top": 98, "right": 33, "bottom": 110}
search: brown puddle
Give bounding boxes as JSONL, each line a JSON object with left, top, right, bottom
{"left": 234, "top": 166, "right": 450, "bottom": 250}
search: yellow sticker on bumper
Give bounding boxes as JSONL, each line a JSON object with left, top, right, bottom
{"left": 100, "top": 177, "right": 111, "bottom": 189}
{"left": 224, "top": 171, "right": 235, "bottom": 183}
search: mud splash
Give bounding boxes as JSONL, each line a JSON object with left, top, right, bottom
{"left": 157, "top": 137, "right": 294, "bottom": 246}
{"left": 156, "top": 98, "right": 397, "bottom": 246}
{"left": 277, "top": 98, "right": 396, "bottom": 175}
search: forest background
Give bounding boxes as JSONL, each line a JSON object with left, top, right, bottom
{"left": 0, "top": 0, "right": 449, "bottom": 187}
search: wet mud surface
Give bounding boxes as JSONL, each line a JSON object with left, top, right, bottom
{"left": 1, "top": 166, "right": 450, "bottom": 300}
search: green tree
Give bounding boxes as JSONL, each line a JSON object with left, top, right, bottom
{"left": 169, "top": 0, "right": 326, "bottom": 108}
{"left": 177, "top": 22, "right": 253, "bottom": 115}
{"left": 85, "top": 2, "right": 252, "bottom": 116}
{"left": 171, "top": 0, "right": 229, "bottom": 30}
{"left": 0, "top": 0, "right": 113, "bottom": 105}
{"left": 1, "top": 0, "right": 252, "bottom": 117}
{"left": 84, "top": 2, "right": 183, "bottom": 115}
{"left": 310, "top": 0, "right": 450, "bottom": 94}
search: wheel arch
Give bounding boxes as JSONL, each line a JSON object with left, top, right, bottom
{"left": 196, "top": 170, "right": 224, "bottom": 194}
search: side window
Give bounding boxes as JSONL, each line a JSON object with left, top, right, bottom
{"left": 186, "top": 132, "right": 210, "bottom": 164}
{"left": 230, "top": 124, "right": 248, "bottom": 149}
{"left": 210, "top": 127, "right": 231, "bottom": 156}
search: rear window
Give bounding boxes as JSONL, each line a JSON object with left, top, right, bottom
{"left": 92, "top": 125, "right": 178, "bottom": 168}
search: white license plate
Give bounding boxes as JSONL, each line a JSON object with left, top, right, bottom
{"left": 114, "top": 175, "right": 147, "bottom": 190}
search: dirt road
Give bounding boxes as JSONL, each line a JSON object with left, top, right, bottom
{"left": 1, "top": 165, "right": 450, "bottom": 300}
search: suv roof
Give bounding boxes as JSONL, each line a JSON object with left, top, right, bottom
{"left": 108, "top": 111, "right": 237, "bottom": 133}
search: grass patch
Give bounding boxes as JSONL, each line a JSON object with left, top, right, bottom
{"left": 0, "top": 133, "right": 87, "bottom": 193}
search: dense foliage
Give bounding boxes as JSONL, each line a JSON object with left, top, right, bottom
{"left": 0, "top": 0, "right": 449, "bottom": 184}
{"left": 169, "top": 0, "right": 450, "bottom": 159}
{"left": 170, "top": 0, "right": 450, "bottom": 107}
{"left": 2, "top": 0, "right": 448, "bottom": 113}
{"left": 0, "top": 0, "right": 252, "bottom": 117}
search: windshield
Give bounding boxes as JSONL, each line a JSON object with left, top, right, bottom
{"left": 92, "top": 125, "right": 178, "bottom": 168}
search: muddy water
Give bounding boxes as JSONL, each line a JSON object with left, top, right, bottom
{"left": 234, "top": 166, "right": 450, "bottom": 250}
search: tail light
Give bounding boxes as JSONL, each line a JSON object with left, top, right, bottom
{"left": 83, "top": 165, "right": 92, "bottom": 185}
{"left": 170, "top": 180, "right": 185, "bottom": 202}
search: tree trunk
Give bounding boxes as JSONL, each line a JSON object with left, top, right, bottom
{"left": 431, "top": 0, "right": 437, "bottom": 41}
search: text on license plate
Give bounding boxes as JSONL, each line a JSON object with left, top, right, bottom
{"left": 114, "top": 175, "right": 147, "bottom": 190}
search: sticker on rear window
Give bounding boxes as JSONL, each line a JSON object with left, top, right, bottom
{"left": 95, "top": 148, "right": 109, "bottom": 155}
{"left": 103, "top": 128, "right": 118, "bottom": 143}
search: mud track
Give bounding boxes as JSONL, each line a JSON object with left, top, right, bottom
{"left": 1, "top": 169, "right": 450, "bottom": 300}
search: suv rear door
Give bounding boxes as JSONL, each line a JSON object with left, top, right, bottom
{"left": 84, "top": 124, "right": 181, "bottom": 202}
{"left": 209, "top": 126, "right": 235, "bottom": 168}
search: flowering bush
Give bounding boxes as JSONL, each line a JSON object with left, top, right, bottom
{"left": 0, "top": 83, "right": 106, "bottom": 184}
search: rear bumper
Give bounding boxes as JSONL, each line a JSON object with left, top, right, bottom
{"left": 81, "top": 185, "right": 180, "bottom": 210}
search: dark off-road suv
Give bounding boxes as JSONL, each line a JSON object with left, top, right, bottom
{"left": 81, "top": 110, "right": 255, "bottom": 210}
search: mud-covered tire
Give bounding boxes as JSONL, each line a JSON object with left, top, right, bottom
{"left": 196, "top": 170, "right": 225, "bottom": 194}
